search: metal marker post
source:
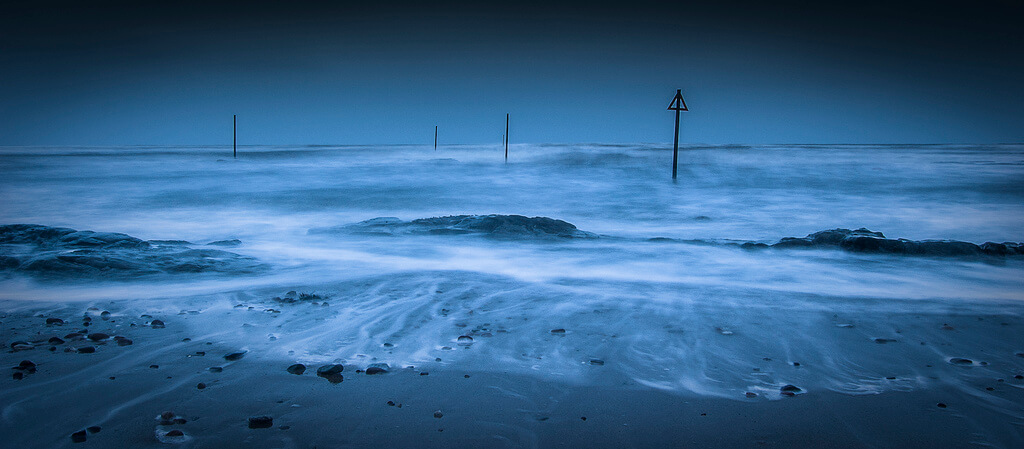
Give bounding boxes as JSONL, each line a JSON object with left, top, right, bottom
{"left": 505, "top": 113, "right": 509, "bottom": 161}
{"left": 233, "top": 114, "right": 237, "bottom": 159}
{"left": 667, "top": 89, "right": 688, "bottom": 179}
{"left": 434, "top": 125, "right": 438, "bottom": 150}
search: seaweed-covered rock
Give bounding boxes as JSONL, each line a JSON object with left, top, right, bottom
{"left": 0, "top": 224, "right": 267, "bottom": 279}
{"left": 312, "top": 215, "right": 598, "bottom": 239}
{"left": 762, "top": 228, "right": 1021, "bottom": 258}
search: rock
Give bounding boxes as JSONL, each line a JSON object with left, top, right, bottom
{"left": 87, "top": 333, "right": 110, "bottom": 341}
{"left": 150, "top": 319, "right": 165, "bottom": 329}
{"left": 209, "top": 367, "right": 223, "bottom": 373}
{"left": 165, "top": 430, "right": 184, "bottom": 437}
{"left": 457, "top": 335, "right": 473, "bottom": 345}
{"left": 433, "top": 410, "right": 443, "bottom": 418}
{"left": 150, "top": 365, "right": 159, "bottom": 369}
{"left": 873, "top": 338, "right": 897, "bottom": 344}
{"left": 87, "top": 426, "right": 101, "bottom": 434}
{"left": 420, "top": 372, "right": 429, "bottom": 376}
{"left": 949, "top": 358, "right": 973, "bottom": 365}
{"left": 114, "top": 337, "right": 133, "bottom": 346}
{"left": 248, "top": 416, "right": 273, "bottom": 429}
{"left": 937, "top": 403, "right": 947, "bottom": 408}
{"left": 387, "top": 401, "right": 395, "bottom": 406}
{"left": 317, "top": 364, "right": 344, "bottom": 383}
{"left": 589, "top": 359, "right": 605, "bottom": 366}
{"left": 366, "top": 363, "right": 390, "bottom": 375}
{"left": 10, "top": 340, "right": 31, "bottom": 350}
{"left": 745, "top": 392, "right": 757, "bottom": 398}
{"left": 317, "top": 214, "right": 598, "bottom": 239}
{"left": 286, "top": 364, "right": 306, "bottom": 375}
{"left": 16, "top": 360, "right": 36, "bottom": 370}
{"left": 71, "top": 430, "right": 87, "bottom": 443}
{"left": 196, "top": 382, "right": 206, "bottom": 390}
{"left": 48, "top": 337, "right": 65, "bottom": 344}
{"left": 100, "top": 311, "right": 111, "bottom": 320}
{"left": 780, "top": 384, "right": 802, "bottom": 393}
{"left": 550, "top": 329, "right": 566, "bottom": 334}
{"left": 77, "top": 346, "right": 96, "bottom": 354}
{"left": 46, "top": 317, "right": 65, "bottom": 325}
{"left": 223, "top": 351, "right": 246, "bottom": 361}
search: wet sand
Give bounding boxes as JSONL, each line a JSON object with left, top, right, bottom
{"left": 3, "top": 299, "right": 1023, "bottom": 448}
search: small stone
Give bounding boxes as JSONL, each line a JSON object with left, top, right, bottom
{"left": 986, "top": 387, "right": 994, "bottom": 391}
{"left": 166, "top": 430, "right": 184, "bottom": 437}
{"left": 77, "top": 346, "right": 96, "bottom": 354}
{"left": 46, "top": 318, "right": 65, "bottom": 325}
{"left": 100, "top": 311, "right": 111, "bottom": 320}
{"left": 433, "top": 410, "right": 443, "bottom": 418}
{"left": 48, "top": 337, "right": 65, "bottom": 344}
{"left": 457, "top": 335, "right": 473, "bottom": 345}
{"left": 150, "top": 319, "right": 165, "bottom": 328}
{"left": 87, "top": 426, "right": 101, "bottom": 434}
{"left": 71, "top": 430, "right": 87, "bottom": 443}
{"left": 581, "top": 416, "right": 587, "bottom": 421}
{"left": 160, "top": 411, "right": 175, "bottom": 420}
{"left": 10, "top": 341, "right": 31, "bottom": 350}
{"left": 745, "top": 392, "right": 757, "bottom": 398}
{"left": 223, "top": 352, "right": 246, "bottom": 361}
{"left": 464, "top": 374, "right": 470, "bottom": 378}
{"left": 173, "top": 418, "right": 187, "bottom": 425}
{"left": 366, "top": 363, "right": 389, "bottom": 375}
{"left": 435, "top": 358, "right": 442, "bottom": 362}
{"left": 780, "top": 384, "right": 802, "bottom": 393}
{"left": 87, "top": 333, "right": 110, "bottom": 341}
{"left": 949, "top": 358, "right": 973, "bottom": 365}
{"left": 420, "top": 372, "right": 429, "bottom": 376}
{"left": 1015, "top": 375, "right": 1023, "bottom": 380}
{"left": 550, "top": 329, "right": 566, "bottom": 334}
{"left": 286, "top": 364, "right": 306, "bottom": 375}
{"left": 937, "top": 403, "right": 947, "bottom": 408}
{"left": 874, "top": 338, "right": 897, "bottom": 344}
{"left": 248, "top": 416, "right": 273, "bottom": 429}
{"left": 316, "top": 364, "right": 344, "bottom": 376}
{"left": 197, "top": 382, "right": 206, "bottom": 390}
{"left": 17, "top": 360, "right": 36, "bottom": 370}
{"left": 387, "top": 401, "right": 395, "bottom": 406}
{"left": 209, "top": 367, "right": 223, "bottom": 373}
{"left": 589, "top": 359, "right": 605, "bottom": 366}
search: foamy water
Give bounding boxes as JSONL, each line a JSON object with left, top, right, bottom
{"left": 1, "top": 143, "right": 1023, "bottom": 400}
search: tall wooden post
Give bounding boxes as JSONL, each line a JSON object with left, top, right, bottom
{"left": 504, "top": 113, "right": 509, "bottom": 161}
{"left": 233, "top": 114, "right": 237, "bottom": 159}
{"left": 434, "top": 125, "right": 437, "bottom": 150}
{"left": 667, "top": 90, "right": 688, "bottom": 179}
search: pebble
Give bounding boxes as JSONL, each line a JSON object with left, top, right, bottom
{"left": 589, "top": 359, "right": 605, "bottom": 366}
{"left": 100, "top": 311, "right": 111, "bottom": 320}
{"left": 248, "top": 416, "right": 273, "bottom": 429}
{"left": 166, "top": 430, "right": 184, "bottom": 437}
{"left": 150, "top": 319, "right": 165, "bottom": 328}
{"left": 48, "top": 337, "right": 65, "bottom": 344}
{"left": 77, "top": 346, "right": 96, "bottom": 354}
{"left": 317, "top": 364, "right": 345, "bottom": 383}
{"left": 87, "top": 426, "right": 101, "bottom": 434}
{"left": 197, "top": 382, "right": 206, "bottom": 390}
{"left": 209, "top": 367, "right": 223, "bottom": 373}
{"left": 71, "top": 430, "right": 87, "bottom": 443}
{"left": 46, "top": 318, "right": 65, "bottom": 325}
{"left": 937, "top": 403, "right": 947, "bottom": 408}
{"left": 366, "top": 363, "right": 389, "bottom": 375}
{"left": 457, "top": 335, "right": 473, "bottom": 345}
{"left": 224, "top": 352, "right": 246, "bottom": 361}
{"left": 1015, "top": 375, "right": 1023, "bottom": 380}
{"left": 286, "top": 364, "right": 306, "bottom": 375}
{"left": 433, "top": 410, "right": 443, "bottom": 418}
{"left": 150, "top": 365, "right": 159, "bottom": 369}
{"left": 387, "top": 401, "right": 395, "bottom": 406}
{"left": 949, "top": 358, "right": 973, "bottom": 365}
{"left": 420, "top": 372, "right": 429, "bottom": 376}
{"left": 780, "top": 384, "right": 802, "bottom": 393}
{"left": 581, "top": 417, "right": 587, "bottom": 421}
{"left": 10, "top": 341, "right": 31, "bottom": 350}
{"left": 550, "top": 329, "right": 566, "bottom": 334}
{"left": 745, "top": 392, "right": 757, "bottom": 398}
{"left": 87, "top": 333, "right": 110, "bottom": 341}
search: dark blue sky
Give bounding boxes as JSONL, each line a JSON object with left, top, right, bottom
{"left": 1, "top": 0, "right": 1022, "bottom": 145}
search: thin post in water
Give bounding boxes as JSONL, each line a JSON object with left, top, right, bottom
{"left": 667, "top": 89, "right": 688, "bottom": 179}
{"left": 233, "top": 114, "right": 237, "bottom": 159}
{"left": 434, "top": 125, "right": 438, "bottom": 150}
{"left": 504, "top": 113, "right": 509, "bottom": 161}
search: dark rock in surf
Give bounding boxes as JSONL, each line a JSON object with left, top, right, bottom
{"left": 949, "top": 358, "right": 974, "bottom": 365}
{"left": 45, "top": 317, "right": 65, "bottom": 325}
{"left": 71, "top": 430, "right": 88, "bottom": 443}
{"left": 87, "top": 333, "right": 110, "bottom": 341}
{"left": 223, "top": 352, "right": 246, "bottom": 361}
{"left": 287, "top": 364, "right": 306, "bottom": 375}
{"left": 77, "top": 346, "right": 96, "bottom": 354}
{"left": 762, "top": 227, "right": 1024, "bottom": 258}
{"left": 150, "top": 319, "right": 165, "bottom": 329}
{"left": 313, "top": 214, "right": 598, "bottom": 239}
{"left": 87, "top": 426, "right": 101, "bottom": 434}
{"left": 48, "top": 337, "right": 65, "bottom": 344}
